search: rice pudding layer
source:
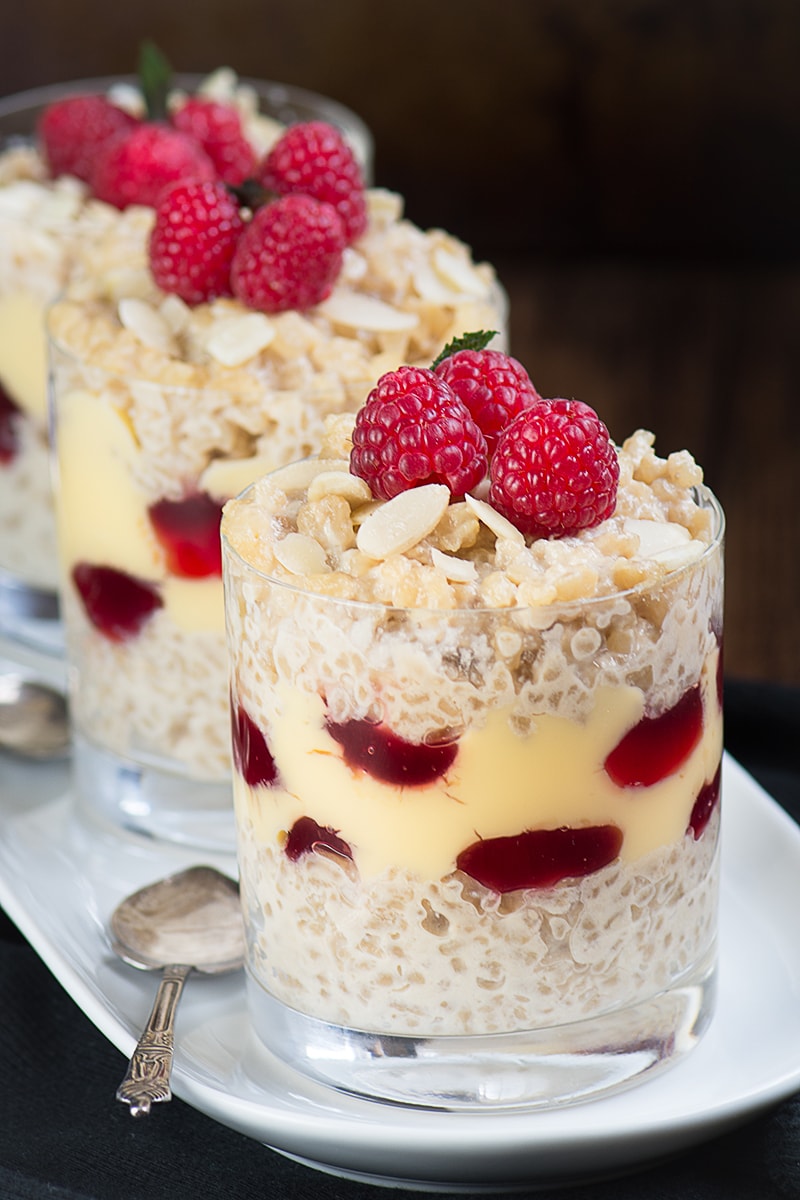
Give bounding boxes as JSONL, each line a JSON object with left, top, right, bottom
{"left": 49, "top": 196, "right": 505, "bottom": 779}
{"left": 222, "top": 426, "right": 724, "bottom": 1036}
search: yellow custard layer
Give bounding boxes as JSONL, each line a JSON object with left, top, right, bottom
{"left": 55, "top": 386, "right": 235, "bottom": 633}
{"left": 235, "top": 647, "right": 722, "bottom": 881}
{"left": 0, "top": 291, "right": 48, "bottom": 421}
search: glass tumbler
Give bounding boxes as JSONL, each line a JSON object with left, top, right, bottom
{"left": 0, "top": 74, "right": 372, "bottom": 661}
{"left": 48, "top": 234, "right": 504, "bottom": 849}
{"left": 222, "top": 465, "right": 725, "bottom": 1109}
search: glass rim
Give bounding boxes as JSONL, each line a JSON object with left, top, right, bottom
{"left": 221, "top": 467, "right": 725, "bottom": 619}
{"left": 0, "top": 73, "right": 373, "bottom": 172}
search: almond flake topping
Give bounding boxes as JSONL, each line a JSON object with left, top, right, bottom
{"left": 430, "top": 547, "right": 478, "bottom": 582}
{"left": 432, "top": 247, "right": 490, "bottom": 297}
{"left": 200, "top": 453, "right": 279, "bottom": 501}
{"left": 206, "top": 313, "right": 275, "bottom": 366}
{"left": 307, "top": 470, "right": 372, "bottom": 506}
{"left": 621, "top": 518, "right": 705, "bottom": 572}
{"left": 357, "top": 484, "right": 450, "bottom": 560}
{"left": 118, "top": 298, "right": 176, "bottom": 355}
{"left": 271, "top": 458, "right": 353, "bottom": 493}
{"left": 465, "top": 494, "right": 526, "bottom": 545}
{"left": 274, "top": 532, "right": 330, "bottom": 575}
{"left": 317, "top": 290, "right": 419, "bottom": 332}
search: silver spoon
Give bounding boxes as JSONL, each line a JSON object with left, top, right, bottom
{"left": 0, "top": 673, "right": 70, "bottom": 760}
{"left": 110, "top": 864, "right": 245, "bottom": 1117}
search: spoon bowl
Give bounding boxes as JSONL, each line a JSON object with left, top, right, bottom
{"left": 0, "top": 674, "right": 70, "bottom": 760}
{"left": 110, "top": 865, "right": 245, "bottom": 1116}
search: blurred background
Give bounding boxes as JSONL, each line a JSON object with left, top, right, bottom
{"left": 3, "top": 0, "right": 799, "bottom": 684}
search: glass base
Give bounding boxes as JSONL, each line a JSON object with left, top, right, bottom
{"left": 72, "top": 732, "right": 236, "bottom": 852}
{"left": 0, "top": 570, "right": 63, "bottom": 659}
{"left": 246, "top": 950, "right": 717, "bottom": 1111}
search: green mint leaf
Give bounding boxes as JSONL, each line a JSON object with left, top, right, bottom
{"left": 138, "top": 41, "right": 172, "bottom": 122}
{"left": 430, "top": 329, "right": 498, "bottom": 371}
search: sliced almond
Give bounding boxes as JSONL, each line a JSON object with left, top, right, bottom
{"left": 106, "top": 82, "right": 145, "bottom": 117}
{"left": 649, "top": 540, "right": 707, "bottom": 571}
{"left": 622, "top": 517, "right": 691, "bottom": 558}
{"left": 274, "top": 532, "right": 330, "bottom": 575}
{"left": 107, "top": 269, "right": 158, "bottom": 303}
{"left": 200, "top": 453, "right": 279, "bottom": 500}
{"left": 464, "top": 494, "right": 525, "bottom": 545}
{"left": 159, "top": 294, "right": 192, "bottom": 336}
{"left": 118, "top": 298, "right": 176, "bottom": 355}
{"left": 307, "top": 470, "right": 372, "bottom": 506}
{"left": 413, "top": 262, "right": 460, "bottom": 303}
{"left": 269, "top": 458, "right": 352, "bottom": 494}
{"left": 356, "top": 484, "right": 450, "bottom": 560}
{"left": 317, "top": 290, "right": 419, "bottom": 333}
{"left": 366, "top": 188, "right": 404, "bottom": 225}
{"left": 620, "top": 518, "right": 709, "bottom": 573}
{"left": 432, "top": 247, "right": 490, "bottom": 297}
{"left": 431, "top": 547, "right": 478, "bottom": 583}
{"left": 196, "top": 66, "right": 238, "bottom": 101}
{"left": 350, "top": 499, "right": 382, "bottom": 527}
{"left": 242, "top": 112, "right": 285, "bottom": 158}
{"left": 206, "top": 312, "right": 275, "bottom": 366}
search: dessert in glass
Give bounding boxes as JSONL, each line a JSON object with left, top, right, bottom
{"left": 221, "top": 347, "right": 724, "bottom": 1109}
{"left": 0, "top": 61, "right": 372, "bottom": 658}
{"left": 48, "top": 128, "right": 506, "bottom": 849}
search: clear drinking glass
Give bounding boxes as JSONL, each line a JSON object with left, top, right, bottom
{"left": 222, "top": 461, "right": 725, "bottom": 1109}
{"left": 48, "top": 229, "right": 505, "bottom": 850}
{"left": 0, "top": 74, "right": 373, "bottom": 660}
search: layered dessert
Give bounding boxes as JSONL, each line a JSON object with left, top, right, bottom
{"left": 0, "top": 62, "right": 370, "bottom": 617}
{"left": 222, "top": 345, "right": 724, "bottom": 1058}
{"left": 0, "top": 145, "right": 118, "bottom": 590}
{"left": 48, "top": 139, "right": 505, "bottom": 792}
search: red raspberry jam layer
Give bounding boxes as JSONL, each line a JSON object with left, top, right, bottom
{"left": 232, "top": 704, "right": 279, "bottom": 787}
{"left": 604, "top": 684, "right": 703, "bottom": 788}
{"left": 72, "top": 563, "right": 162, "bottom": 642}
{"left": 688, "top": 764, "right": 722, "bottom": 840}
{"left": 0, "top": 382, "right": 21, "bottom": 466}
{"left": 456, "top": 824, "right": 624, "bottom": 893}
{"left": 285, "top": 815, "right": 353, "bottom": 862}
{"left": 325, "top": 716, "right": 458, "bottom": 786}
{"left": 148, "top": 492, "right": 224, "bottom": 577}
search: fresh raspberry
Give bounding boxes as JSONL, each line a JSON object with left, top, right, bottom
{"left": 37, "top": 94, "right": 138, "bottom": 183}
{"left": 89, "top": 123, "right": 215, "bottom": 209}
{"left": 149, "top": 180, "right": 245, "bottom": 304}
{"left": 258, "top": 120, "right": 367, "bottom": 244}
{"left": 488, "top": 398, "right": 619, "bottom": 538}
{"left": 350, "top": 366, "right": 488, "bottom": 500}
{"left": 434, "top": 349, "right": 542, "bottom": 456}
{"left": 171, "top": 97, "right": 257, "bottom": 185}
{"left": 230, "top": 194, "right": 346, "bottom": 313}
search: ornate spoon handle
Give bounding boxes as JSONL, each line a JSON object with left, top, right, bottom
{"left": 116, "top": 964, "right": 191, "bottom": 1117}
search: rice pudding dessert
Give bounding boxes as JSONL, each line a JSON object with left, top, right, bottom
{"left": 222, "top": 348, "right": 723, "bottom": 1102}
{"left": 0, "top": 146, "right": 121, "bottom": 590}
{"left": 0, "top": 62, "right": 370, "bottom": 608}
{"left": 48, "top": 138, "right": 505, "bottom": 802}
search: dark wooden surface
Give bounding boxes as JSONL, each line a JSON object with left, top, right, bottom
{"left": 3, "top": 0, "right": 799, "bottom": 684}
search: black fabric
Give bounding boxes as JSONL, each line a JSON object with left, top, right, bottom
{"left": 1, "top": 677, "right": 798, "bottom": 1200}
